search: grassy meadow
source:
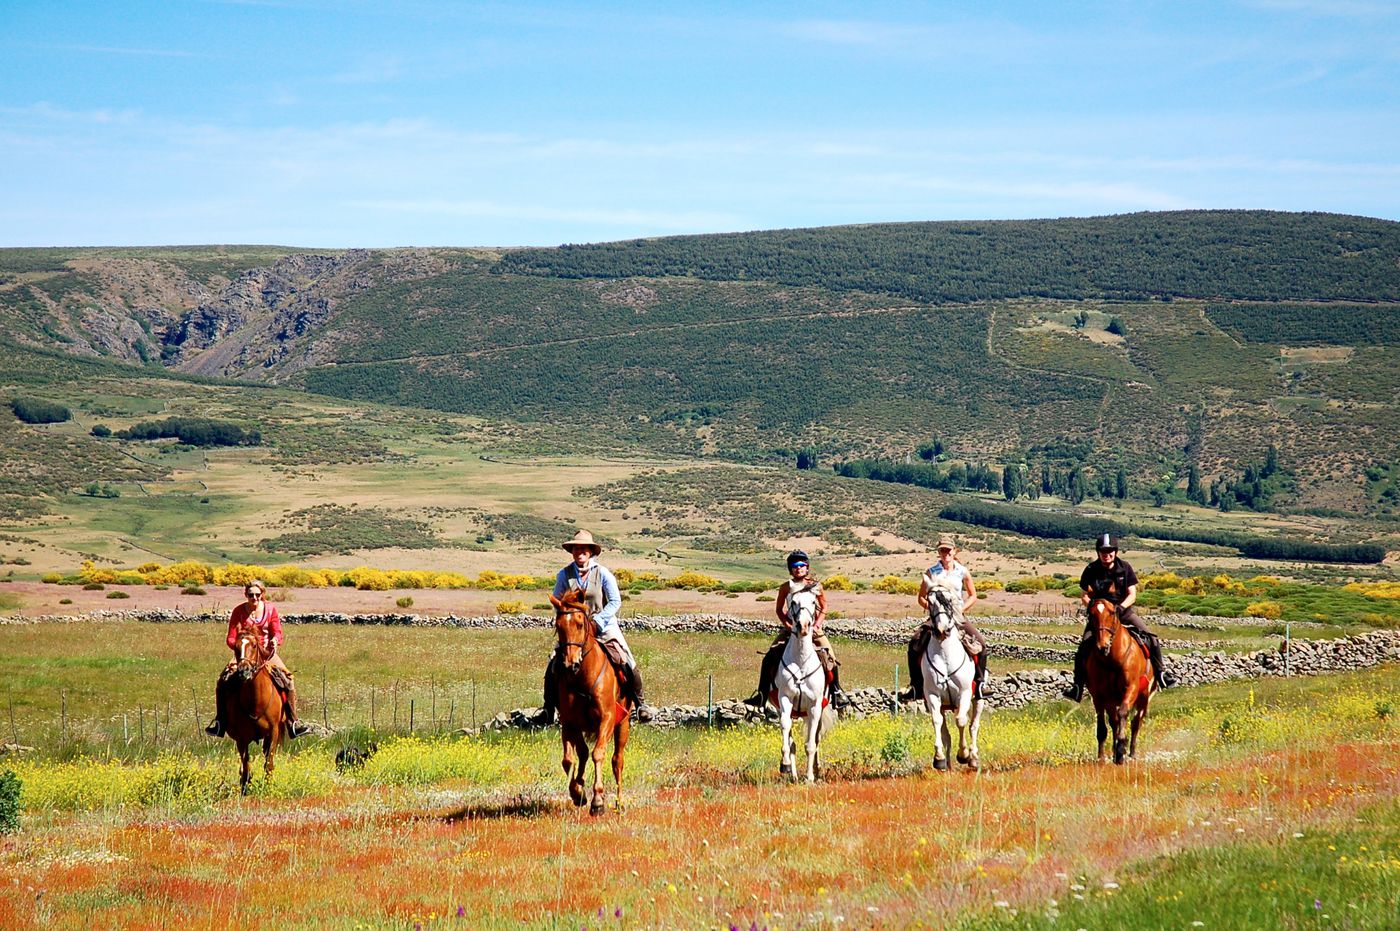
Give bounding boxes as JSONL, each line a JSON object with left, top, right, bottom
{"left": 0, "top": 667, "right": 1395, "bottom": 928}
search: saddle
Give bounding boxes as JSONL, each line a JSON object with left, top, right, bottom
{"left": 765, "top": 666, "right": 833, "bottom": 715}
{"left": 911, "top": 624, "right": 981, "bottom": 657}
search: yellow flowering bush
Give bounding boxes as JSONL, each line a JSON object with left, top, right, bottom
{"left": 823, "top": 575, "right": 854, "bottom": 591}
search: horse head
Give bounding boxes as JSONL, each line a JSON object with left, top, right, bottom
{"left": 232, "top": 622, "right": 268, "bottom": 681}
{"left": 1088, "top": 579, "right": 1121, "bottom": 656}
{"left": 549, "top": 589, "right": 592, "bottom": 673}
{"left": 788, "top": 589, "right": 819, "bottom": 639}
{"left": 927, "top": 584, "right": 958, "bottom": 639}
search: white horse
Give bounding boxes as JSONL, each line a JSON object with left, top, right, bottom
{"left": 775, "top": 588, "right": 835, "bottom": 782}
{"left": 922, "top": 582, "right": 983, "bottom": 771}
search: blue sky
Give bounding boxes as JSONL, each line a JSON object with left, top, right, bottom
{"left": 2, "top": 0, "right": 1398, "bottom": 247}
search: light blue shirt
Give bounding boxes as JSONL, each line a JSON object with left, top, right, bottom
{"left": 553, "top": 561, "right": 622, "bottom": 633}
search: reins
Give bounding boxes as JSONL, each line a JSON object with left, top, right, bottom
{"left": 925, "top": 593, "right": 970, "bottom": 701}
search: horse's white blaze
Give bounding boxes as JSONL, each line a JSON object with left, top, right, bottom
{"left": 921, "top": 581, "right": 982, "bottom": 769}
{"left": 775, "top": 589, "right": 831, "bottom": 782}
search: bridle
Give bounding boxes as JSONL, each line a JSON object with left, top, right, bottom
{"left": 555, "top": 604, "right": 599, "bottom": 681}
{"left": 927, "top": 588, "right": 957, "bottom": 639}
{"left": 234, "top": 627, "right": 269, "bottom": 679}
{"left": 780, "top": 595, "right": 823, "bottom": 715}
{"left": 924, "top": 588, "right": 969, "bottom": 691}
{"left": 1090, "top": 595, "right": 1122, "bottom": 654}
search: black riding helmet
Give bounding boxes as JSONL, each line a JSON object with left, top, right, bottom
{"left": 1095, "top": 532, "right": 1119, "bottom": 552}
{"left": 786, "top": 549, "right": 810, "bottom": 570}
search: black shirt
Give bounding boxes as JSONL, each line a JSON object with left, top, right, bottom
{"left": 1080, "top": 556, "right": 1138, "bottom": 601}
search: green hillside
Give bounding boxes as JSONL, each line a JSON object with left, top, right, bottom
{"left": 497, "top": 211, "right": 1400, "bottom": 303}
{"left": 4, "top": 212, "right": 1400, "bottom": 516}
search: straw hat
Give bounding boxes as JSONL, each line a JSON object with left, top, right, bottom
{"left": 561, "top": 529, "right": 603, "bottom": 555}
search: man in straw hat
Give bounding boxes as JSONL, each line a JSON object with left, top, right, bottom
{"left": 1062, "top": 532, "right": 1177, "bottom": 702}
{"left": 899, "top": 534, "right": 988, "bottom": 702}
{"left": 531, "top": 529, "right": 655, "bottom": 725}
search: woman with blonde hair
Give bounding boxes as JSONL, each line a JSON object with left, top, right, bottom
{"left": 204, "top": 580, "right": 310, "bottom": 739}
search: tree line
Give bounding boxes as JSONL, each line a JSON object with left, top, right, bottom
{"left": 497, "top": 211, "right": 1400, "bottom": 304}
{"left": 109, "top": 417, "right": 261, "bottom": 448}
{"left": 938, "top": 499, "right": 1385, "bottom": 564}
{"left": 9, "top": 396, "right": 71, "bottom": 425}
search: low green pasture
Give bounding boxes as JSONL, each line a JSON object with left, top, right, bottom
{"left": 963, "top": 801, "right": 1400, "bottom": 931}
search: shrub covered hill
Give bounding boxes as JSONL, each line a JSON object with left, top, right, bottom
{"left": 4, "top": 210, "right": 1400, "bottom": 514}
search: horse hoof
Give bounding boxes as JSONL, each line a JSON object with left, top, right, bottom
{"left": 956, "top": 750, "right": 971, "bottom": 765}
{"left": 569, "top": 785, "right": 587, "bottom": 806}
{"left": 589, "top": 801, "right": 605, "bottom": 816}
{"left": 933, "top": 758, "right": 949, "bottom": 772}
{"left": 967, "top": 757, "right": 980, "bottom": 772}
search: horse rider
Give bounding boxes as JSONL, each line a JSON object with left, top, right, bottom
{"left": 1063, "top": 533, "right": 1178, "bottom": 702}
{"left": 899, "top": 534, "right": 987, "bottom": 702}
{"left": 744, "top": 550, "right": 850, "bottom": 710}
{"left": 532, "top": 530, "right": 655, "bottom": 725}
{"left": 204, "top": 579, "right": 310, "bottom": 739}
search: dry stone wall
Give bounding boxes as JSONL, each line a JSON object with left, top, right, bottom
{"left": 7, "top": 609, "right": 1396, "bottom": 731}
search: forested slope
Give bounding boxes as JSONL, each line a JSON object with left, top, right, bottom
{"left": 498, "top": 211, "right": 1400, "bottom": 303}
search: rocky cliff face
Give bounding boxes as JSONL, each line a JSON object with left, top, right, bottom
{"left": 1, "top": 248, "right": 462, "bottom": 380}
{"left": 162, "top": 249, "right": 457, "bottom": 380}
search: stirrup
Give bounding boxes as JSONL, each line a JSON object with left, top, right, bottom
{"left": 742, "top": 690, "right": 767, "bottom": 708}
{"left": 286, "top": 719, "right": 311, "bottom": 739}
{"left": 1062, "top": 683, "right": 1085, "bottom": 703}
{"left": 528, "top": 706, "right": 556, "bottom": 727}
{"left": 634, "top": 703, "right": 654, "bottom": 723}
{"left": 204, "top": 720, "right": 224, "bottom": 738}
{"left": 896, "top": 687, "right": 919, "bottom": 703}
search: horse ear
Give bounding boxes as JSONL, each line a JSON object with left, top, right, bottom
{"left": 548, "top": 594, "right": 563, "bottom": 611}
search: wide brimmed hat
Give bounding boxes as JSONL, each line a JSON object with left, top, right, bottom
{"left": 935, "top": 534, "right": 958, "bottom": 552}
{"left": 561, "top": 529, "right": 603, "bottom": 555}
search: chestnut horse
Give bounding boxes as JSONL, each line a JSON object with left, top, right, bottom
{"left": 550, "top": 589, "right": 632, "bottom": 815}
{"left": 223, "top": 622, "right": 287, "bottom": 793}
{"left": 1085, "top": 581, "right": 1154, "bottom": 764}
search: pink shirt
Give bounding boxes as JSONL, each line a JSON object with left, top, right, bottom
{"left": 226, "top": 602, "right": 283, "bottom": 652}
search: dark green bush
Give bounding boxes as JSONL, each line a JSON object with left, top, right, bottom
{"left": 0, "top": 770, "right": 20, "bottom": 834}
{"left": 10, "top": 396, "right": 71, "bottom": 424}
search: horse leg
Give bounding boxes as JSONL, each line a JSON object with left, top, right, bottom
{"left": 1096, "top": 706, "right": 1109, "bottom": 762}
{"left": 804, "top": 712, "right": 820, "bottom": 783}
{"left": 589, "top": 716, "right": 611, "bottom": 816}
{"left": 1129, "top": 696, "right": 1149, "bottom": 759}
{"left": 612, "top": 719, "right": 628, "bottom": 812}
{"left": 967, "top": 699, "right": 982, "bottom": 771}
{"left": 1112, "top": 705, "right": 1129, "bottom": 765}
{"left": 954, "top": 691, "right": 972, "bottom": 766}
{"left": 779, "top": 704, "right": 795, "bottom": 778}
{"left": 238, "top": 741, "right": 251, "bottom": 795}
{"left": 263, "top": 733, "right": 275, "bottom": 782}
{"left": 564, "top": 729, "right": 587, "bottom": 807}
{"left": 925, "top": 694, "right": 948, "bottom": 771}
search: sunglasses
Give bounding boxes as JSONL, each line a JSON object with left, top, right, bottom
{"left": 790, "top": 562, "right": 808, "bottom": 569}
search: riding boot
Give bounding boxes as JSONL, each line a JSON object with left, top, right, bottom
{"left": 830, "top": 664, "right": 851, "bottom": 708}
{"left": 898, "top": 637, "right": 924, "bottom": 702}
{"left": 205, "top": 671, "right": 231, "bottom": 737}
{"left": 1148, "top": 635, "right": 1177, "bottom": 689}
{"left": 974, "top": 652, "right": 988, "bottom": 697}
{"left": 743, "top": 642, "right": 784, "bottom": 708}
{"left": 629, "top": 666, "right": 654, "bottom": 723}
{"left": 530, "top": 654, "right": 559, "bottom": 727}
{"left": 1062, "top": 640, "right": 1089, "bottom": 702}
{"left": 283, "top": 687, "right": 311, "bottom": 738}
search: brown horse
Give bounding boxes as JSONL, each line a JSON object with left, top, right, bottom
{"left": 550, "top": 589, "right": 632, "bottom": 816}
{"left": 1085, "top": 582, "right": 1155, "bottom": 765}
{"left": 223, "top": 622, "right": 286, "bottom": 793}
